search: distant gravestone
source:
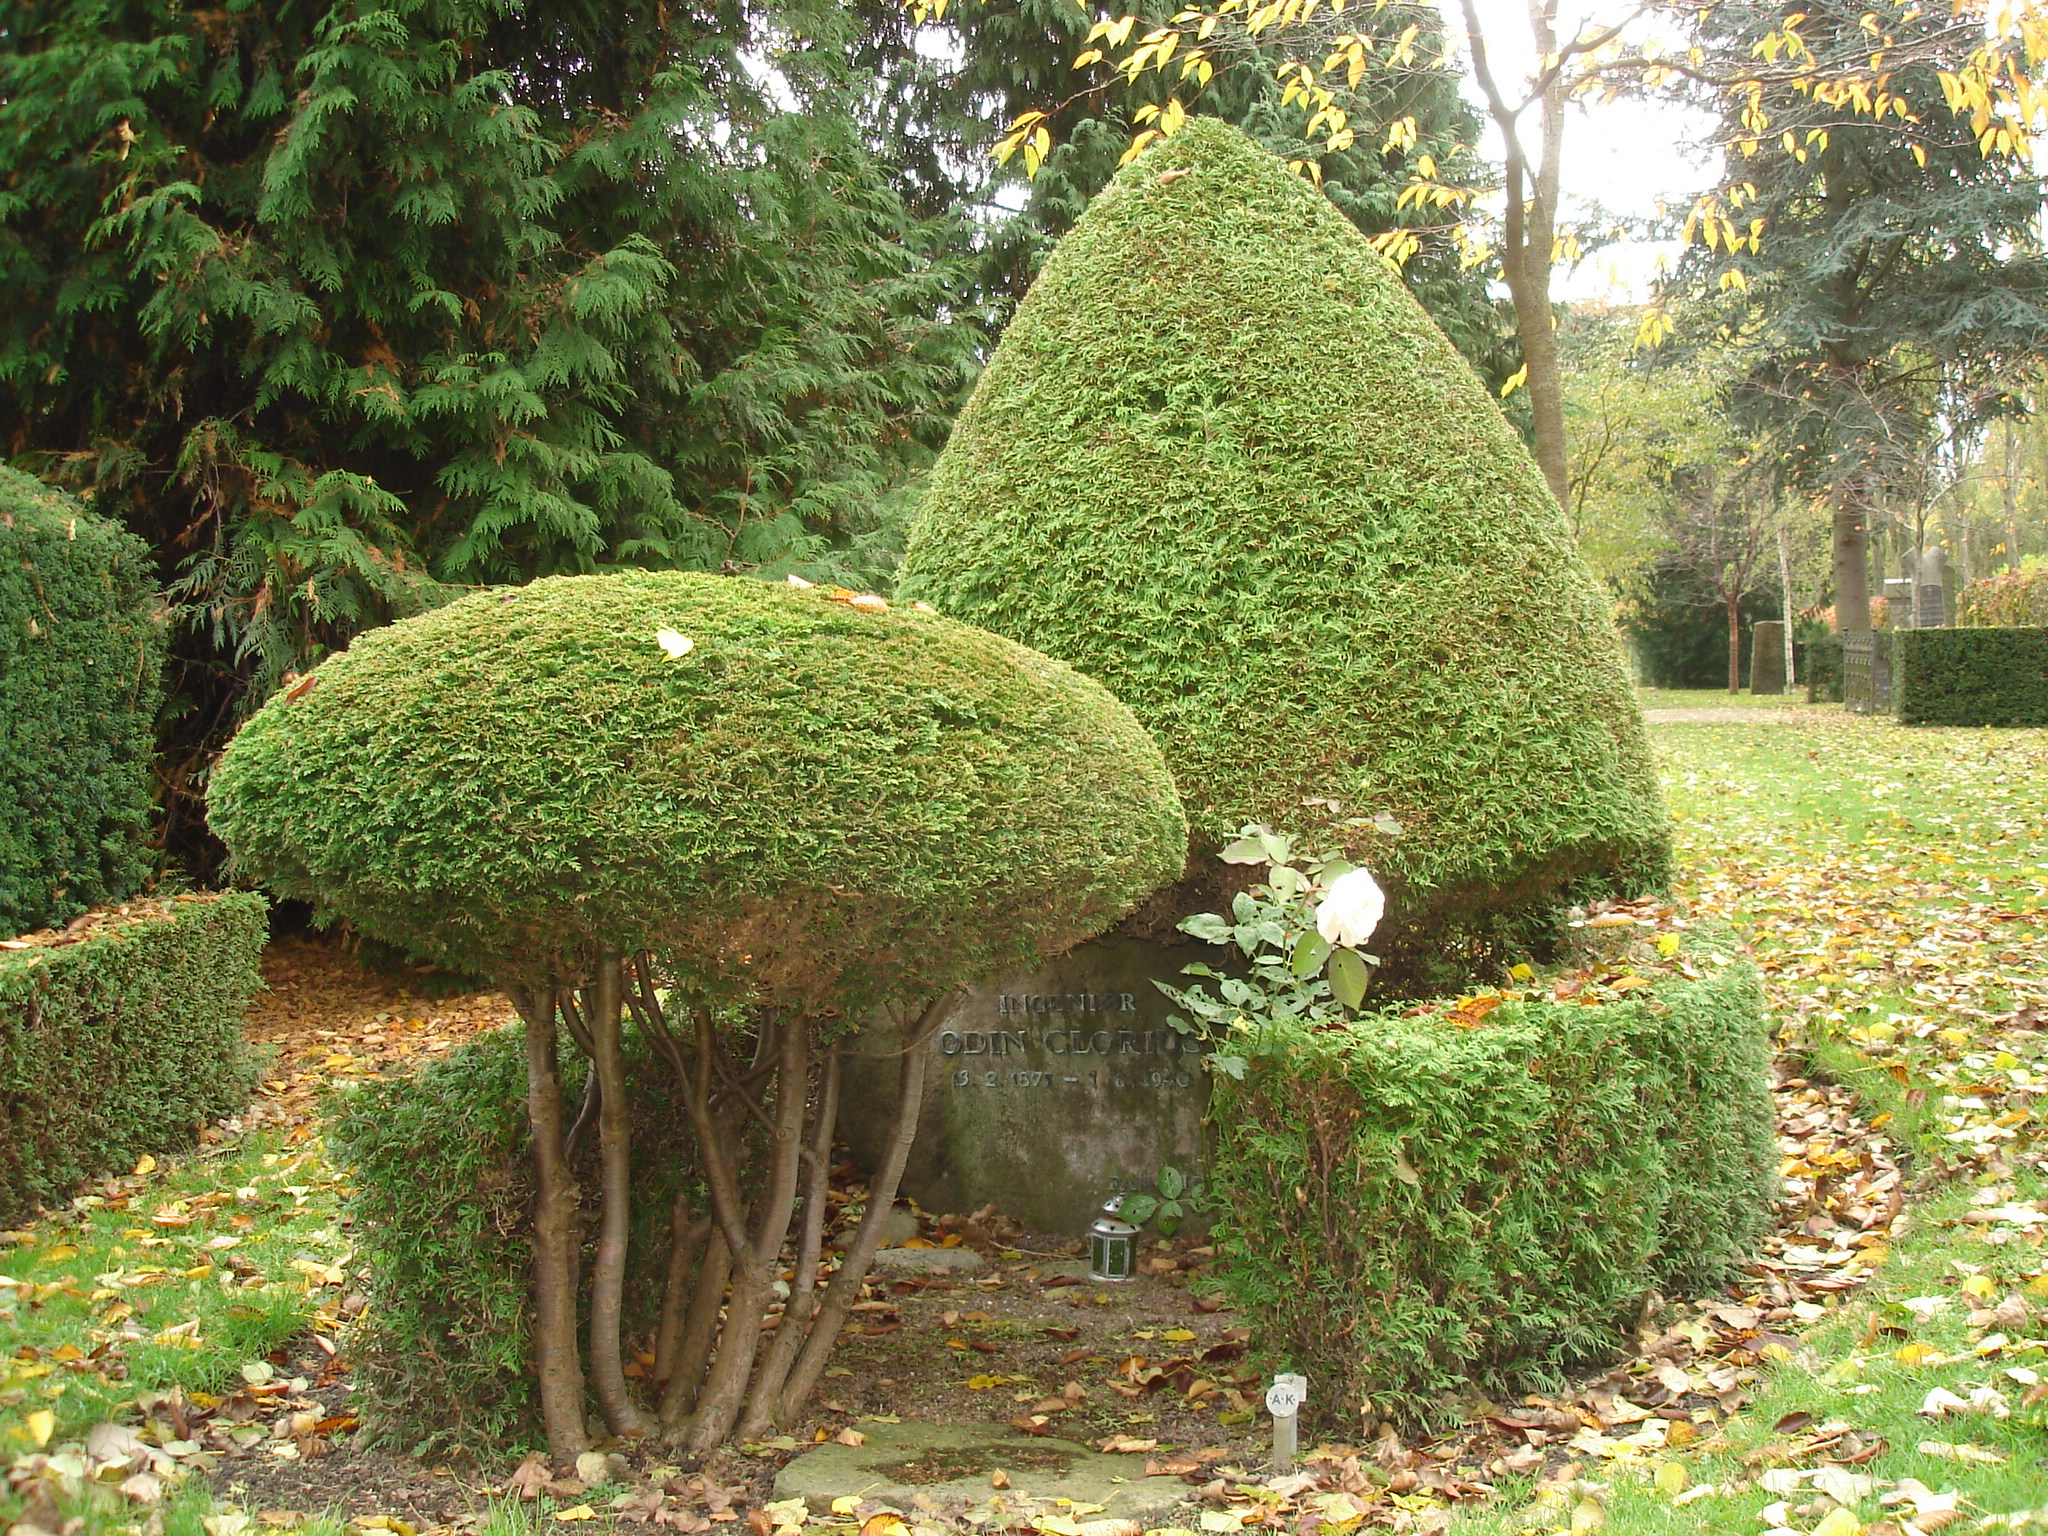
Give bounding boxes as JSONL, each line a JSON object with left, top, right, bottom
{"left": 837, "top": 937, "right": 1209, "bottom": 1234}
{"left": 1883, "top": 576, "right": 1917, "bottom": 627}
{"left": 1750, "top": 621, "right": 1786, "bottom": 694}
{"left": 1917, "top": 545, "right": 1950, "bottom": 629}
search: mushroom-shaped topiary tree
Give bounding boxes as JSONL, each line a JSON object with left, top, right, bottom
{"left": 209, "top": 571, "right": 1186, "bottom": 1456}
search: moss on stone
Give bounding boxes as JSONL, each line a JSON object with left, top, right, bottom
{"left": 209, "top": 571, "right": 1186, "bottom": 1008}
{"left": 900, "top": 121, "right": 1669, "bottom": 972}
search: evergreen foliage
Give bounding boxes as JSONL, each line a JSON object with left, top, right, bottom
{"left": 1618, "top": 567, "right": 1781, "bottom": 690}
{"left": 0, "top": 468, "right": 166, "bottom": 937}
{"left": 331, "top": 1024, "right": 695, "bottom": 1451}
{"left": 0, "top": 893, "right": 265, "bottom": 1223}
{"left": 900, "top": 121, "right": 1669, "bottom": 972}
{"left": 1892, "top": 627, "right": 2048, "bottom": 727}
{"left": 208, "top": 570, "right": 1186, "bottom": 1003}
{"left": 1205, "top": 944, "right": 1775, "bottom": 1423}
{"left": 0, "top": 0, "right": 979, "bottom": 858}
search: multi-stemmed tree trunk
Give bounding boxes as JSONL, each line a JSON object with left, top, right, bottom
{"left": 507, "top": 962, "right": 948, "bottom": 1458}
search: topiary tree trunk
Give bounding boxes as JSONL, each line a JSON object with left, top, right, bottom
{"left": 509, "top": 960, "right": 947, "bottom": 1456}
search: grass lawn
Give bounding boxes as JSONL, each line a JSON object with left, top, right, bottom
{"left": 1634, "top": 686, "right": 1819, "bottom": 712}
{"left": 3, "top": 707, "right": 2043, "bottom": 1536}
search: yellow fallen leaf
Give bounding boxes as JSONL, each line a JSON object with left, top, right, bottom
{"left": 25, "top": 1409, "right": 54, "bottom": 1447}
{"left": 966, "top": 1374, "right": 1013, "bottom": 1389}
{"left": 830, "top": 1499, "right": 862, "bottom": 1517}
{"left": 1811, "top": 1509, "right": 1861, "bottom": 1536}
{"left": 38, "top": 1244, "right": 77, "bottom": 1264}
{"left": 133, "top": 1154, "right": 157, "bottom": 1176}
{"left": 1654, "top": 1460, "right": 1687, "bottom": 1497}
{"left": 1161, "top": 1329, "right": 1196, "bottom": 1342}
{"left": 552, "top": 1508, "right": 597, "bottom": 1523}
{"left": 1962, "top": 1273, "right": 1997, "bottom": 1301}
{"left": 859, "top": 1516, "right": 908, "bottom": 1536}
{"left": 1896, "top": 1342, "right": 1944, "bottom": 1366}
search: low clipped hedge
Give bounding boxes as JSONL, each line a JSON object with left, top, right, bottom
{"left": 329, "top": 1023, "right": 699, "bottom": 1452}
{"left": 1, "top": 467, "right": 166, "bottom": 937}
{"left": 1206, "top": 947, "right": 1774, "bottom": 1423}
{"left": 0, "top": 893, "right": 265, "bottom": 1221}
{"left": 1893, "top": 626, "right": 2048, "bottom": 726}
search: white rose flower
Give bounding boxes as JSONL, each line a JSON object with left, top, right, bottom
{"left": 1315, "top": 866, "right": 1385, "bottom": 949}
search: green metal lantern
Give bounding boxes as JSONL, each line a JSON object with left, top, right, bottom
{"left": 1088, "top": 1196, "right": 1139, "bottom": 1282}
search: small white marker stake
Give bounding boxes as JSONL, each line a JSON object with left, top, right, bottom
{"left": 1266, "top": 1374, "right": 1307, "bottom": 1469}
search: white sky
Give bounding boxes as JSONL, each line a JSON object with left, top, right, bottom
{"left": 1452, "top": 0, "right": 1723, "bottom": 302}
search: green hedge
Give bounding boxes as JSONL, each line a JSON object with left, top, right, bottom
{"left": 1206, "top": 947, "right": 1775, "bottom": 1423}
{"left": 1893, "top": 626, "right": 2048, "bottom": 726}
{"left": 0, "top": 892, "right": 265, "bottom": 1221}
{"left": 0, "top": 467, "right": 166, "bottom": 937}
{"left": 329, "top": 1023, "right": 699, "bottom": 1453}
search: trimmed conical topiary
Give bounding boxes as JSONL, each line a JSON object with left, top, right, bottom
{"left": 900, "top": 119, "right": 1669, "bottom": 979}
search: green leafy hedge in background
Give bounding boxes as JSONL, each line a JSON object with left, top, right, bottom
{"left": 900, "top": 120, "right": 1670, "bottom": 985}
{"left": 1958, "top": 570, "right": 2048, "bottom": 627}
{"left": 0, "top": 467, "right": 165, "bottom": 938}
{"left": 331, "top": 1024, "right": 697, "bottom": 1453}
{"left": 1893, "top": 626, "right": 2048, "bottom": 726}
{"left": 1204, "top": 944, "right": 1774, "bottom": 1423}
{"left": 0, "top": 893, "right": 265, "bottom": 1222}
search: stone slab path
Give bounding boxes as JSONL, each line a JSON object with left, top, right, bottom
{"left": 773, "top": 1420, "right": 1188, "bottom": 1525}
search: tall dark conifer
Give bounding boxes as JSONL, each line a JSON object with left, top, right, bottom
{"left": 0, "top": 0, "right": 976, "bottom": 855}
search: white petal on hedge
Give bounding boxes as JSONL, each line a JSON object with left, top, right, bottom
{"left": 1315, "top": 866, "right": 1385, "bottom": 948}
{"left": 655, "top": 627, "right": 695, "bottom": 658}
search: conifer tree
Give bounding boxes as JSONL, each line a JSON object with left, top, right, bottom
{"left": 0, "top": 0, "right": 976, "bottom": 853}
{"left": 902, "top": 122, "right": 1670, "bottom": 988}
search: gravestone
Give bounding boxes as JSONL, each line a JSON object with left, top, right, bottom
{"left": 1883, "top": 576, "right": 1916, "bottom": 627}
{"left": 837, "top": 937, "right": 1210, "bottom": 1234}
{"left": 1917, "top": 545, "right": 1950, "bottom": 629}
{"left": 1750, "top": 621, "right": 1786, "bottom": 694}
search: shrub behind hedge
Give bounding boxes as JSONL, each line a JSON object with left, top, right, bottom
{"left": 1893, "top": 626, "right": 2048, "bottom": 726}
{"left": 1206, "top": 947, "right": 1774, "bottom": 1423}
{"left": 0, "top": 467, "right": 166, "bottom": 938}
{"left": 330, "top": 1024, "right": 699, "bottom": 1452}
{"left": 1958, "top": 570, "right": 2048, "bottom": 628}
{"left": 0, "top": 893, "right": 265, "bottom": 1221}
